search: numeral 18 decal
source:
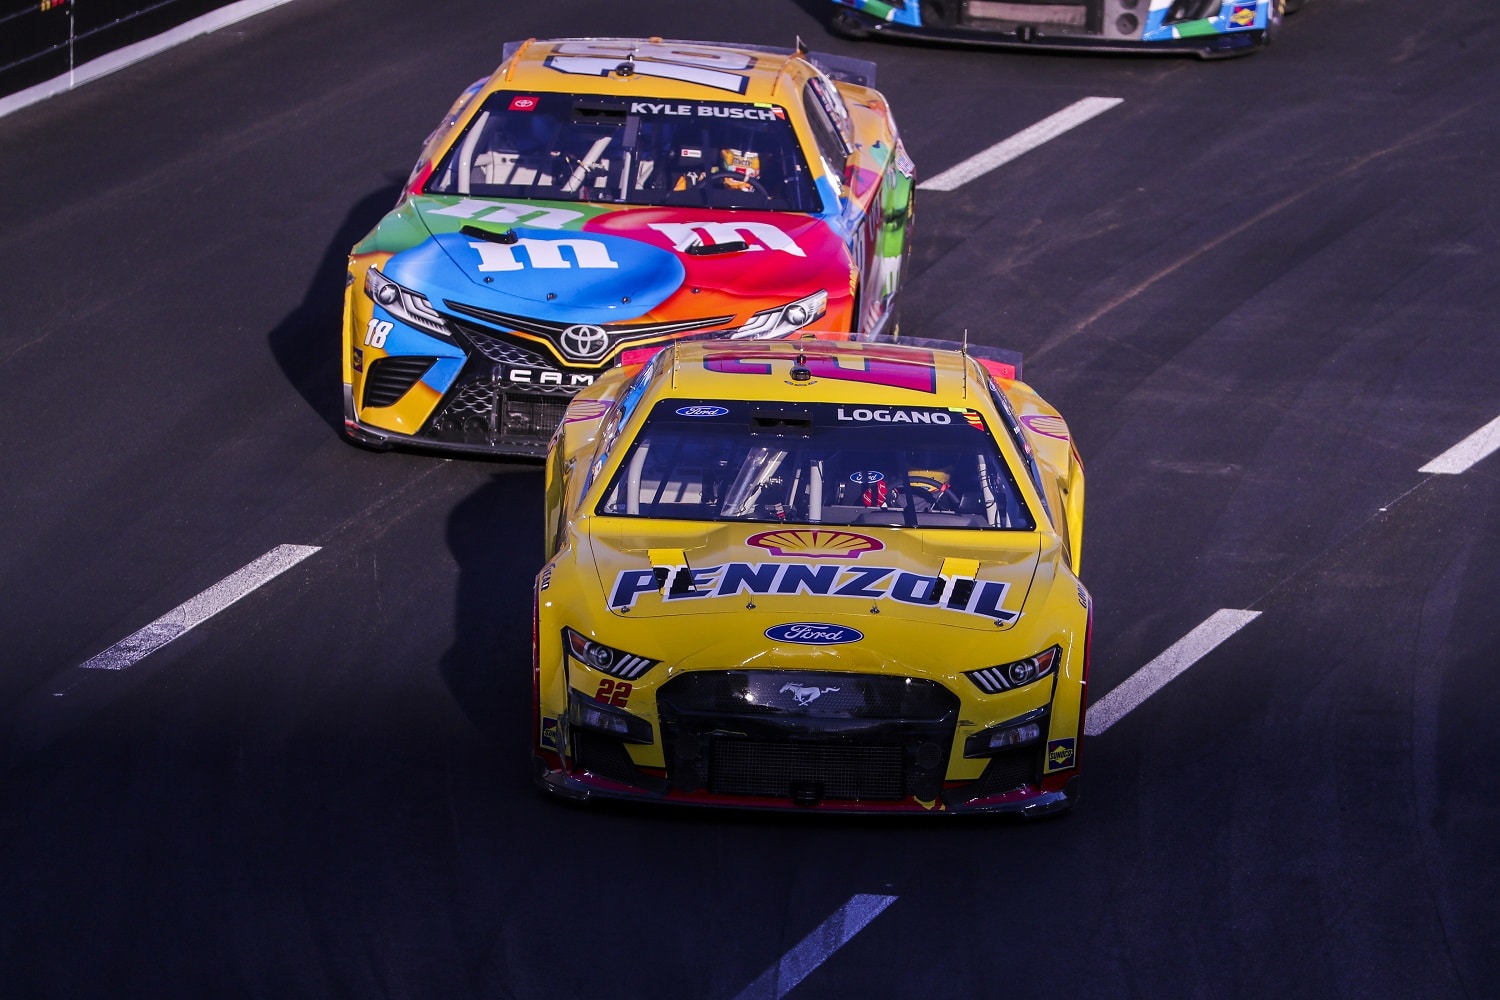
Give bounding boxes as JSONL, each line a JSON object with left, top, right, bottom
{"left": 596, "top": 678, "right": 633, "bottom": 707}
{"left": 363, "top": 319, "right": 393, "bottom": 349}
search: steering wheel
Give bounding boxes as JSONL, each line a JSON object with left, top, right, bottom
{"left": 689, "top": 172, "right": 772, "bottom": 200}
{"left": 908, "top": 475, "right": 961, "bottom": 513}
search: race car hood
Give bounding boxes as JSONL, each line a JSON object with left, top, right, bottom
{"left": 582, "top": 520, "right": 1044, "bottom": 633}
{"left": 379, "top": 197, "right": 851, "bottom": 326}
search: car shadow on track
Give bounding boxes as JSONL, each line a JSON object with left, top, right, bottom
{"left": 441, "top": 467, "right": 547, "bottom": 757}
{"left": 266, "top": 182, "right": 403, "bottom": 436}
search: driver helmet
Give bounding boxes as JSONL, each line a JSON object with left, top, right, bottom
{"left": 717, "top": 147, "right": 761, "bottom": 191}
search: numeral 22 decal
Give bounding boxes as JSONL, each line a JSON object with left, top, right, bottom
{"left": 703, "top": 350, "right": 939, "bottom": 394}
{"left": 363, "top": 319, "right": 393, "bottom": 348}
{"left": 596, "top": 678, "right": 632, "bottom": 707}
{"left": 546, "top": 41, "right": 755, "bottom": 94}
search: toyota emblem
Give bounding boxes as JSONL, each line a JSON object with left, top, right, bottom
{"left": 560, "top": 324, "right": 610, "bottom": 360}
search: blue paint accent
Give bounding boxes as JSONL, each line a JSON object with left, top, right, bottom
{"left": 382, "top": 227, "right": 686, "bottom": 326}
{"left": 421, "top": 356, "right": 465, "bottom": 394}
{"left": 370, "top": 307, "right": 466, "bottom": 360}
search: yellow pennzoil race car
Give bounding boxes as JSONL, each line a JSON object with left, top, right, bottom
{"left": 341, "top": 38, "right": 915, "bottom": 457}
{"left": 533, "top": 338, "right": 1090, "bottom": 815}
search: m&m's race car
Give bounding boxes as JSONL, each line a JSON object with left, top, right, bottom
{"left": 533, "top": 338, "right": 1090, "bottom": 815}
{"left": 342, "top": 38, "right": 915, "bottom": 457}
{"left": 830, "top": 0, "right": 1310, "bottom": 58}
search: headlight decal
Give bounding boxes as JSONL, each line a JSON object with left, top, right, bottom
{"left": 964, "top": 645, "right": 1061, "bottom": 694}
{"left": 563, "top": 627, "right": 659, "bottom": 680}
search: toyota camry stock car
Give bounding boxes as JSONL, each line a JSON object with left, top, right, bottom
{"left": 533, "top": 338, "right": 1090, "bottom": 815}
{"left": 830, "top": 0, "right": 1310, "bottom": 57}
{"left": 341, "top": 38, "right": 916, "bottom": 457}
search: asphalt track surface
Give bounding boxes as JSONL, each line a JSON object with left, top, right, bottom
{"left": 2, "top": 1, "right": 1498, "bottom": 996}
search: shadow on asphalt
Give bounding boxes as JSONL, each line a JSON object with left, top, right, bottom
{"left": 441, "top": 467, "right": 547, "bottom": 756}
{"left": 266, "top": 183, "right": 403, "bottom": 437}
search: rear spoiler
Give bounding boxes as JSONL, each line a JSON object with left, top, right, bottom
{"left": 869, "top": 334, "right": 1023, "bottom": 382}
{"left": 500, "top": 38, "right": 877, "bottom": 89}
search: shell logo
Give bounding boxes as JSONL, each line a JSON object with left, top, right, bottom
{"left": 563, "top": 398, "right": 613, "bottom": 424}
{"left": 1020, "top": 413, "right": 1070, "bottom": 441}
{"left": 745, "top": 528, "right": 884, "bottom": 559}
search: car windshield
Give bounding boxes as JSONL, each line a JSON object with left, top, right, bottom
{"left": 426, "top": 92, "right": 821, "bottom": 212}
{"left": 596, "top": 400, "right": 1035, "bottom": 530}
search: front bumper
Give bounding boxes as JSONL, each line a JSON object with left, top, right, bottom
{"left": 533, "top": 668, "right": 1083, "bottom": 817}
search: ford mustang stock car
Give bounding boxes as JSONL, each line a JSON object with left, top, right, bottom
{"left": 342, "top": 37, "right": 916, "bottom": 457}
{"left": 830, "top": 0, "right": 1310, "bottom": 57}
{"left": 533, "top": 337, "right": 1089, "bottom": 815}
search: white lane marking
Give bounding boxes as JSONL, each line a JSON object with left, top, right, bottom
{"left": 79, "top": 544, "right": 321, "bottom": 670}
{"left": 0, "top": 0, "right": 299, "bottom": 120}
{"left": 917, "top": 97, "right": 1123, "bottom": 192}
{"left": 733, "top": 894, "right": 898, "bottom": 1000}
{"left": 1085, "top": 609, "right": 1261, "bottom": 736}
{"left": 1419, "top": 414, "right": 1500, "bottom": 475}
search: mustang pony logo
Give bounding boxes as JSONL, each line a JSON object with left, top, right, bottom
{"left": 779, "top": 683, "right": 840, "bottom": 707}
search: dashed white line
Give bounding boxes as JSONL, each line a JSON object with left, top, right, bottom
{"left": 733, "top": 894, "right": 898, "bottom": 1000}
{"left": 1085, "top": 609, "right": 1261, "bottom": 736}
{"left": 1419, "top": 414, "right": 1500, "bottom": 475}
{"left": 79, "top": 544, "right": 321, "bottom": 670}
{"left": 917, "top": 96, "right": 1123, "bottom": 193}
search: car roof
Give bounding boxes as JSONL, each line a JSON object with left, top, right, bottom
{"left": 629, "top": 339, "right": 1004, "bottom": 408}
{"left": 493, "top": 37, "right": 824, "bottom": 104}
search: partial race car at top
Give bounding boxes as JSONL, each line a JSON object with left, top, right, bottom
{"left": 533, "top": 338, "right": 1090, "bottom": 816}
{"left": 831, "top": 0, "right": 1311, "bottom": 58}
{"left": 342, "top": 38, "right": 915, "bottom": 457}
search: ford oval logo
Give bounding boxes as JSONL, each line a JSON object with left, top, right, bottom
{"left": 764, "top": 622, "right": 864, "bottom": 646}
{"left": 849, "top": 470, "right": 884, "bottom": 484}
{"left": 676, "top": 405, "right": 729, "bottom": 417}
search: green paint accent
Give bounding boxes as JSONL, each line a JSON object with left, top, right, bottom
{"left": 1175, "top": 20, "right": 1220, "bottom": 37}
{"left": 351, "top": 196, "right": 622, "bottom": 255}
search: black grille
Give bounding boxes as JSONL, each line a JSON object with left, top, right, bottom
{"left": 973, "top": 748, "right": 1041, "bottom": 797}
{"left": 450, "top": 322, "right": 550, "bottom": 366}
{"left": 424, "top": 381, "right": 571, "bottom": 450}
{"left": 710, "top": 738, "right": 906, "bottom": 802}
{"left": 659, "top": 671, "right": 959, "bottom": 804}
{"left": 362, "top": 356, "right": 435, "bottom": 408}
{"left": 573, "top": 730, "right": 641, "bottom": 786}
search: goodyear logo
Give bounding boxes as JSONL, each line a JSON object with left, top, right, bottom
{"left": 609, "top": 561, "right": 1017, "bottom": 622}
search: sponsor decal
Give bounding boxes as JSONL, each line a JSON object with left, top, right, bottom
{"left": 427, "top": 199, "right": 585, "bottom": 230}
{"left": 351, "top": 346, "right": 364, "bottom": 373}
{"left": 649, "top": 221, "right": 805, "bottom": 257}
{"left": 509, "top": 95, "right": 539, "bottom": 112}
{"left": 627, "top": 102, "right": 782, "bottom": 121}
{"left": 1020, "top": 414, "right": 1070, "bottom": 440}
{"left": 849, "top": 470, "right": 885, "bottom": 485}
{"left": 560, "top": 324, "right": 610, "bottom": 360}
{"left": 765, "top": 622, "right": 864, "bottom": 646}
{"left": 502, "top": 367, "right": 597, "bottom": 388}
{"left": 1229, "top": 3, "right": 1256, "bottom": 26}
{"left": 778, "top": 682, "right": 842, "bottom": 707}
{"left": 564, "top": 398, "right": 614, "bottom": 424}
{"left": 1077, "top": 583, "right": 1089, "bottom": 609}
{"left": 836, "top": 407, "right": 953, "bottom": 425}
{"left": 468, "top": 236, "right": 620, "bottom": 273}
{"left": 960, "top": 409, "right": 987, "bottom": 432}
{"left": 608, "top": 561, "right": 1019, "bottom": 623}
{"left": 746, "top": 528, "right": 883, "bottom": 559}
{"left": 540, "top": 716, "right": 559, "bottom": 750}
{"left": 1046, "top": 738, "right": 1076, "bottom": 772}
{"left": 676, "top": 405, "right": 730, "bottom": 417}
